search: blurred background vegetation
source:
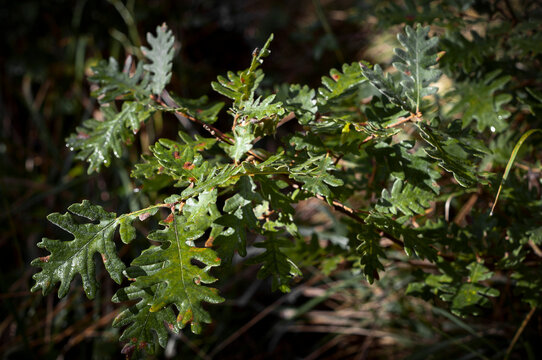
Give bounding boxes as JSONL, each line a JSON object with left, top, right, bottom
{"left": 1, "top": 0, "right": 541, "bottom": 359}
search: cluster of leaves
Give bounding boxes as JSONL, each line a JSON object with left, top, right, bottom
{"left": 31, "top": 5, "right": 542, "bottom": 357}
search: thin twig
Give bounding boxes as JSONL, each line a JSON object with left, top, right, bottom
{"left": 304, "top": 334, "right": 345, "bottom": 360}
{"left": 287, "top": 324, "right": 392, "bottom": 338}
{"left": 63, "top": 310, "right": 120, "bottom": 351}
{"left": 384, "top": 113, "right": 415, "bottom": 129}
{"left": 208, "top": 274, "right": 324, "bottom": 357}
{"left": 528, "top": 240, "right": 542, "bottom": 257}
{"left": 454, "top": 193, "right": 479, "bottom": 226}
{"left": 503, "top": 0, "right": 518, "bottom": 24}
{"left": 158, "top": 90, "right": 234, "bottom": 145}
{"left": 504, "top": 307, "right": 537, "bottom": 360}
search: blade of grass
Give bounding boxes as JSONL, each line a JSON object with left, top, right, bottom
{"left": 432, "top": 307, "right": 498, "bottom": 352}
{"left": 490, "top": 129, "right": 542, "bottom": 216}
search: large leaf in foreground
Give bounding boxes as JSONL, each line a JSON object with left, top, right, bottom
{"left": 129, "top": 191, "right": 223, "bottom": 334}
{"left": 31, "top": 201, "right": 125, "bottom": 298}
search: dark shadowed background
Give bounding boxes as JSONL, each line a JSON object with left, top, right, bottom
{"left": 1, "top": 1, "right": 542, "bottom": 359}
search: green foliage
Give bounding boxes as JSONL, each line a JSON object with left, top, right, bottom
{"left": 128, "top": 194, "right": 223, "bottom": 335}
{"left": 132, "top": 133, "right": 216, "bottom": 188}
{"left": 375, "top": 178, "right": 434, "bottom": 216}
{"left": 66, "top": 23, "right": 178, "bottom": 174}
{"left": 317, "top": 62, "right": 366, "bottom": 104}
{"left": 30, "top": 11, "right": 542, "bottom": 358}
{"left": 112, "top": 284, "right": 178, "bottom": 352}
{"left": 67, "top": 102, "right": 153, "bottom": 173}
{"left": 142, "top": 24, "right": 175, "bottom": 95}
{"left": 447, "top": 70, "right": 512, "bottom": 132}
{"left": 211, "top": 34, "right": 274, "bottom": 105}
{"left": 408, "top": 262, "right": 500, "bottom": 316}
{"left": 214, "top": 176, "right": 262, "bottom": 262}
{"left": 290, "top": 154, "right": 344, "bottom": 198}
{"left": 89, "top": 58, "right": 149, "bottom": 103}
{"left": 355, "top": 227, "right": 386, "bottom": 284}
{"left": 393, "top": 24, "right": 442, "bottom": 112}
{"left": 418, "top": 123, "right": 487, "bottom": 187}
{"left": 31, "top": 201, "right": 141, "bottom": 298}
{"left": 246, "top": 233, "right": 302, "bottom": 293}
{"left": 361, "top": 24, "right": 441, "bottom": 113}
{"left": 276, "top": 84, "right": 317, "bottom": 124}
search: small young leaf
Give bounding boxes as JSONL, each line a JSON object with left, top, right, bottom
{"left": 318, "top": 62, "right": 366, "bottom": 105}
{"left": 237, "top": 94, "right": 285, "bottom": 121}
{"left": 225, "top": 124, "right": 255, "bottom": 163}
{"left": 212, "top": 34, "right": 274, "bottom": 105}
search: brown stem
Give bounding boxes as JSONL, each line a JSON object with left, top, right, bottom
{"left": 385, "top": 113, "right": 416, "bottom": 129}
{"left": 313, "top": 192, "right": 404, "bottom": 249}
{"left": 157, "top": 90, "right": 234, "bottom": 145}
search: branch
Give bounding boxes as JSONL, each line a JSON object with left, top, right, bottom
{"left": 155, "top": 89, "right": 406, "bottom": 250}
{"left": 289, "top": 182, "right": 405, "bottom": 249}
{"left": 157, "top": 90, "right": 234, "bottom": 145}
{"left": 361, "top": 112, "right": 422, "bottom": 144}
